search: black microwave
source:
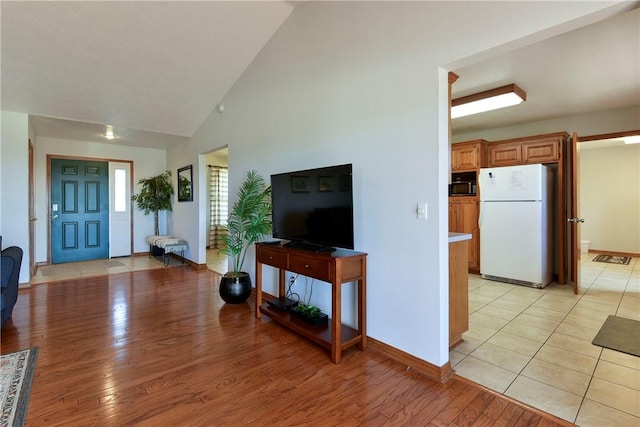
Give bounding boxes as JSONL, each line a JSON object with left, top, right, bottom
{"left": 449, "top": 181, "right": 477, "bottom": 196}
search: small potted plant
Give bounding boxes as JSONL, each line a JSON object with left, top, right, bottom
{"left": 291, "top": 303, "right": 329, "bottom": 327}
{"left": 219, "top": 170, "right": 272, "bottom": 304}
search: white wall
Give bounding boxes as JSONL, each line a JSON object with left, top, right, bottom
{"left": 169, "top": 2, "right": 627, "bottom": 367}
{"left": 453, "top": 106, "right": 640, "bottom": 143}
{"left": 33, "top": 137, "right": 168, "bottom": 263}
{"left": 1, "top": 111, "right": 30, "bottom": 283}
{"left": 579, "top": 143, "right": 640, "bottom": 254}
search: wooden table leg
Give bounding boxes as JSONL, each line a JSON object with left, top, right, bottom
{"left": 358, "top": 276, "right": 367, "bottom": 350}
{"left": 255, "top": 260, "right": 262, "bottom": 319}
{"left": 331, "top": 281, "right": 342, "bottom": 364}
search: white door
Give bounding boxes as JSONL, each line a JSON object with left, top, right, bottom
{"left": 569, "top": 132, "right": 582, "bottom": 294}
{"left": 109, "top": 162, "right": 132, "bottom": 257}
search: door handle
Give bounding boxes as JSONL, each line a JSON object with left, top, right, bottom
{"left": 29, "top": 217, "right": 38, "bottom": 222}
{"left": 567, "top": 218, "right": 585, "bottom": 223}
{"left": 51, "top": 214, "right": 59, "bottom": 220}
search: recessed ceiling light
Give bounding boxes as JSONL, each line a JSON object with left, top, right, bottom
{"left": 104, "top": 126, "right": 116, "bottom": 140}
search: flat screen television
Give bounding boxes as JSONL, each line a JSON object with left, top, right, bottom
{"left": 271, "top": 164, "right": 354, "bottom": 252}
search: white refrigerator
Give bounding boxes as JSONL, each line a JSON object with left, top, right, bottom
{"left": 479, "top": 164, "right": 553, "bottom": 288}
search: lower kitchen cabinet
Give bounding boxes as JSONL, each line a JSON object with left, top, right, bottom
{"left": 449, "top": 197, "right": 479, "bottom": 272}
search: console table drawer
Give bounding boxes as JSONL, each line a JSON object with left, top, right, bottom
{"left": 289, "top": 254, "right": 331, "bottom": 282}
{"left": 256, "top": 247, "right": 287, "bottom": 269}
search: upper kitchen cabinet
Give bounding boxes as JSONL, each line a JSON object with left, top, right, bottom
{"left": 522, "top": 137, "right": 561, "bottom": 163}
{"left": 488, "top": 141, "right": 521, "bottom": 167}
{"left": 452, "top": 140, "right": 488, "bottom": 171}
{"left": 488, "top": 132, "right": 567, "bottom": 167}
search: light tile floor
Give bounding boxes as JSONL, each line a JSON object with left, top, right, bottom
{"left": 30, "top": 255, "right": 171, "bottom": 284}
{"left": 451, "top": 254, "right": 640, "bottom": 426}
{"left": 206, "top": 248, "right": 227, "bottom": 274}
{"left": 30, "top": 250, "right": 227, "bottom": 285}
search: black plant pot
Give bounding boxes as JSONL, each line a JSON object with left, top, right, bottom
{"left": 219, "top": 272, "right": 252, "bottom": 304}
{"left": 151, "top": 245, "right": 164, "bottom": 257}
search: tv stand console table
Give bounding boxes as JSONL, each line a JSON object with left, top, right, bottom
{"left": 255, "top": 243, "right": 368, "bottom": 363}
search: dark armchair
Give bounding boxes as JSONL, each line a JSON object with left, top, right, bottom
{"left": 1, "top": 245, "right": 23, "bottom": 327}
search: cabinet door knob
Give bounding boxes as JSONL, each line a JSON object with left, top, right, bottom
{"left": 305, "top": 264, "right": 309, "bottom": 268}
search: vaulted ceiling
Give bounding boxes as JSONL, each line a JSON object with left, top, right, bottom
{"left": 2, "top": 2, "right": 638, "bottom": 149}
{"left": 2, "top": 1, "right": 297, "bottom": 148}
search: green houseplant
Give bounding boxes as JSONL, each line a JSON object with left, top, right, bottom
{"left": 219, "top": 170, "right": 272, "bottom": 303}
{"left": 132, "top": 170, "right": 174, "bottom": 236}
{"left": 291, "top": 303, "right": 329, "bottom": 326}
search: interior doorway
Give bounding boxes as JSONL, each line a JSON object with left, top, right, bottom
{"left": 204, "top": 147, "right": 229, "bottom": 274}
{"left": 29, "top": 140, "right": 36, "bottom": 277}
{"left": 577, "top": 130, "right": 640, "bottom": 259}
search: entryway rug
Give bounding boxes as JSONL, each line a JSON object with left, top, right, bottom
{"left": 1, "top": 347, "right": 38, "bottom": 427}
{"left": 592, "top": 315, "right": 640, "bottom": 357}
{"left": 592, "top": 254, "right": 631, "bottom": 265}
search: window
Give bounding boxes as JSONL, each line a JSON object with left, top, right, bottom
{"left": 114, "top": 168, "right": 127, "bottom": 212}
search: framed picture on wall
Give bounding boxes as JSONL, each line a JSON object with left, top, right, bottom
{"left": 318, "top": 175, "right": 335, "bottom": 192}
{"left": 178, "top": 165, "right": 193, "bottom": 202}
{"left": 291, "top": 175, "right": 311, "bottom": 193}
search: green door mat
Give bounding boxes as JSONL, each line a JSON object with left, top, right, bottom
{"left": 592, "top": 315, "right": 640, "bottom": 357}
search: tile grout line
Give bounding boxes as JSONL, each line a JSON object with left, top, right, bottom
{"left": 457, "top": 257, "right": 640, "bottom": 424}
{"left": 461, "top": 261, "right": 621, "bottom": 423}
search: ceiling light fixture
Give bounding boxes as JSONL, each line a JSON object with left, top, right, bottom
{"left": 104, "top": 126, "right": 116, "bottom": 140}
{"left": 623, "top": 135, "right": 640, "bottom": 144}
{"left": 451, "top": 83, "right": 527, "bottom": 119}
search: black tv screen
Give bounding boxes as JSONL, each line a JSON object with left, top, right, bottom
{"left": 271, "top": 164, "right": 354, "bottom": 250}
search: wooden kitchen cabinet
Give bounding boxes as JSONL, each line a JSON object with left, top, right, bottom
{"left": 522, "top": 139, "right": 560, "bottom": 163}
{"left": 488, "top": 134, "right": 563, "bottom": 167}
{"left": 448, "top": 197, "right": 479, "bottom": 272}
{"left": 452, "top": 140, "right": 487, "bottom": 171}
{"left": 488, "top": 141, "right": 521, "bottom": 167}
{"left": 449, "top": 237, "right": 469, "bottom": 348}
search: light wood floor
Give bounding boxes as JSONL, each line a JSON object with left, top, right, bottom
{"left": 1, "top": 268, "right": 572, "bottom": 426}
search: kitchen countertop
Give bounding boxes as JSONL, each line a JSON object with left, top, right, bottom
{"left": 448, "top": 232, "right": 472, "bottom": 243}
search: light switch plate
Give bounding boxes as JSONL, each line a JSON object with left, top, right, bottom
{"left": 417, "top": 202, "right": 427, "bottom": 220}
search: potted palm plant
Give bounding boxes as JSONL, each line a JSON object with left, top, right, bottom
{"left": 219, "top": 170, "right": 272, "bottom": 304}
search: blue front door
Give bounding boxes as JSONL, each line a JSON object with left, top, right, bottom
{"left": 51, "top": 159, "right": 109, "bottom": 264}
